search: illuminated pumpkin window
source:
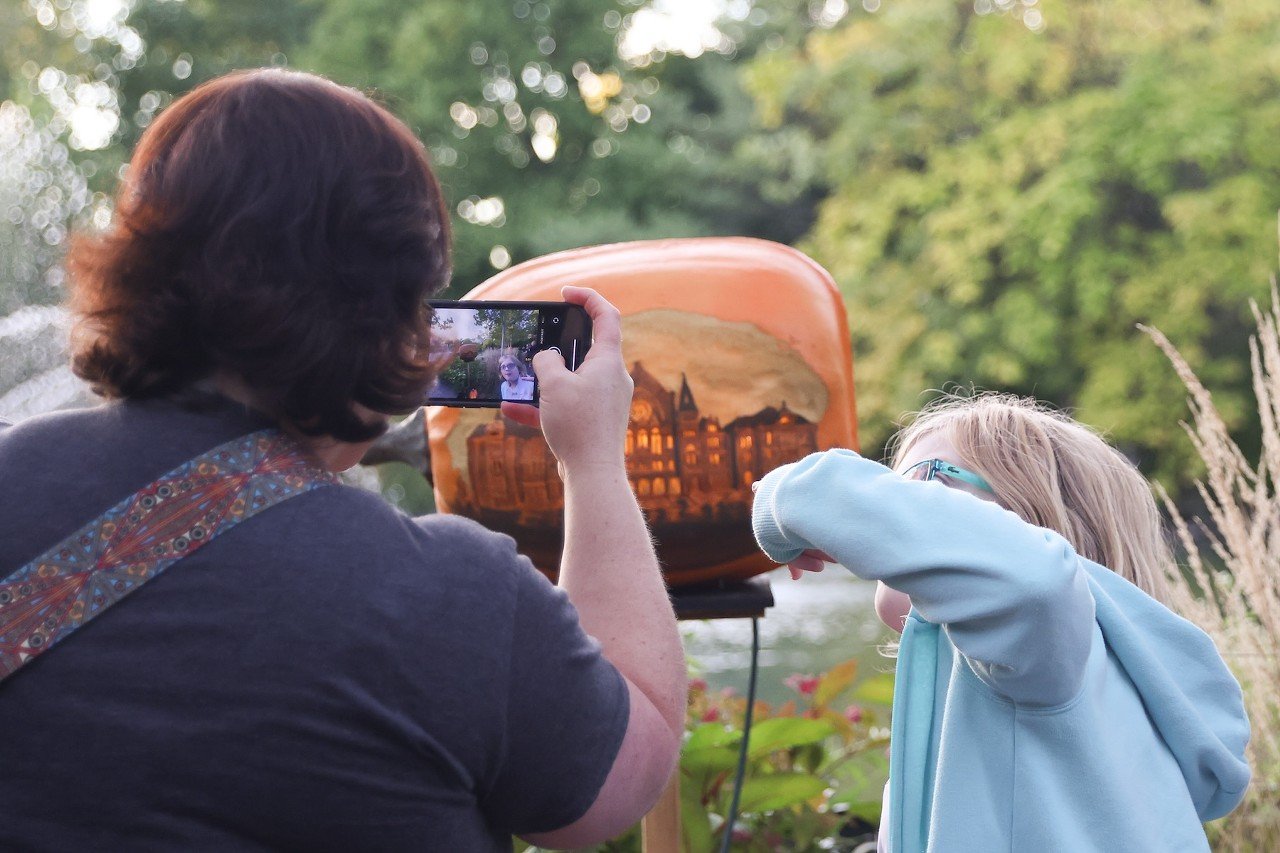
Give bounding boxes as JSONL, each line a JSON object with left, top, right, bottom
{"left": 710, "top": 453, "right": 720, "bottom": 465}
{"left": 638, "top": 479, "right": 651, "bottom": 496}
{"left": 638, "top": 431, "right": 649, "bottom": 449}
{"left": 766, "top": 431, "right": 774, "bottom": 445}
{"left": 742, "top": 472, "right": 753, "bottom": 487}
{"left": 667, "top": 435, "right": 674, "bottom": 449}
{"left": 667, "top": 460, "right": 675, "bottom": 471}
{"left": 654, "top": 478, "right": 667, "bottom": 496}
{"left": 740, "top": 435, "right": 753, "bottom": 449}
{"left": 650, "top": 428, "right": 662, "bottom": 449}
{"left": 652, "top": 460, "right": 663, "bottom": 471}
{"left": 625, "top": 430, "right": 634, "bottom": 454}
{"left": 670, "top": 478, "right": 681, "bottom": 495}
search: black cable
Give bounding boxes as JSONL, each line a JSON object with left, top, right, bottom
{"left": 721, "top": 616, "right": 761, "bottom": 853}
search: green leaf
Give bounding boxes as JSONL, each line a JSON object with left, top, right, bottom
{"left": 683, "top": 723, "right": 744, "bottom": 775}
{"left": 746, "top": 717, "right": 836, "bottom": 759}
{"left": 837, "top": 798, "right": 883, "bottom": 824}
{"left": 682, "top": 745, "right": 740, "bottom": 775}
{"left": 680, "top": 773, "right": 717, "bottom": 853}
{"left": 685, "top": 723, "right": 740, "bottom": 751}
{"left": 737, "top": 772, "right": 828, "bottom": 813}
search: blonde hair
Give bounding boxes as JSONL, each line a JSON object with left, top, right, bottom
{"left": 889, "top": 393, "right": 1172, "bottom": 605}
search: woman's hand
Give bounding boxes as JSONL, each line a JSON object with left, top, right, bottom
{"left": 786, "top": 549, "right": 834, "bottom": 581}
{"left": 501, "top": 287, "right": 632, "bottom": 477}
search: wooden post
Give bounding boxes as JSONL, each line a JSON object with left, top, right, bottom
{"left": 641, "top": 771, "right": 682, "bottom": 853}
{"left": 641, "top": 576, "right": 775, "bottom": 853}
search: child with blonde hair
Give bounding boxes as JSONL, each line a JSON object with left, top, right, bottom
{"left": 751, "top": 393, "right": 1250, "bottom": 852}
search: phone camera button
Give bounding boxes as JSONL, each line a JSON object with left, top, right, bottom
{"left": 546, "top": 346, "right": 562, "bottom": 356}
{"left": 551, "top": 316, "right": 561, "bottom": 324}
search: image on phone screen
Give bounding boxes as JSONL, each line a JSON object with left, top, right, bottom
{"left": 426, "top": 305, "right": 540, "bottom": 405}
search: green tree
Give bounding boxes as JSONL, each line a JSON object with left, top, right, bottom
{"left": 745, "top": 0, "right": 1280, "bottom": 484}
{"left": 3, "top": 0, "right": 815, "bottom": 306}
{"left": 297, "top": 0, "right": 817, "bottom": 293}
{"left": 0, "top": 0, "right": 317, "bottom": 311}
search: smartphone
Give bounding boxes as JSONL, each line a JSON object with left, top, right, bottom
{"left": 425, "top": 300, "right": 592, "bottom": 407}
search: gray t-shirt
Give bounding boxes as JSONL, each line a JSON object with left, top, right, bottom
{"left": 0, "top": 395, "right": 628, "bottom": 851}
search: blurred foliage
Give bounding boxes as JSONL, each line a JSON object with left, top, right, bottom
{"left": 745, "top": 0, "right": 1280, "bottom": 484}
{"left": 375, "top": 459, "right": 436, "bottom": 516}
{"left": 295, "top": 0, "right": 822, "bottom": 292}
{"left": 677, "top": 660, "right": 890, "bottom": 852}
{"left": 515, "top": 657, "right": 892, "bottom": 852}
{"left": 0, "top": 0, "right": 818, "bottom": 306}
{"left": 0, "top": 0, "right": 319, "bottom": 310}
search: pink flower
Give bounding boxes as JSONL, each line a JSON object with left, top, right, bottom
{"left": 701, "top": 708, "right": 721, "bottom": 723}
{"left": 688, "top": 678, "right": 708, "bottom": 692}
{"left": 844, "top": 704, "right": 864, "bottom": 724}
{"left": 784, "top": 673, "right": 821, "bottom": 696}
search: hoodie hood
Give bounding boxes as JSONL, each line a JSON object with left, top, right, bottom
{"left": 1083, "top": 561, "right": 1251, "bottom": 820}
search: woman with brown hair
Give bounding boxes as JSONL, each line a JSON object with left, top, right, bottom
{"left": 0, "top": 69, "right": 684, "bottom": 850}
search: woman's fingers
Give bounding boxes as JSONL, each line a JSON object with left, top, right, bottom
{"left": 531, "top": 346, "right": 569, "bottom": 385}
{"left": 501, "top": 401, "right": 541, "bottom": 429}
{"left": 561, "top": 285, "right": 622, "bottom": 357}
{"left": 534, "top": 289, "right": 633, "bottom": 474}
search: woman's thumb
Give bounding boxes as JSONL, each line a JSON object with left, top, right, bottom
{"left": 531, "top": 348, "right": 568, "bottom": 386}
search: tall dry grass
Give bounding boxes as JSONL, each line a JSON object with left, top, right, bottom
{"left": 1143, "top": 288, "right": 1280, "bottom": 851}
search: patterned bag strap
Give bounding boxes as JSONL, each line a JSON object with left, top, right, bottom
{"left": 0, "top": 429, "right": 337, "bottom": 683}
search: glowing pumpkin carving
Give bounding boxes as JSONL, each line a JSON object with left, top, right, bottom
{"left": 426, "top": 238, "right": 858, "bottom": 586}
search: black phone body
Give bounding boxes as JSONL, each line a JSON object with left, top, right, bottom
{"left": 425, "top": 300, "right": 592, "bottom": 407}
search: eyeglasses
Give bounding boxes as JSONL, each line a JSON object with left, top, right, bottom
{"left": 900, "top": 458, "right": 994, "bottom": 494}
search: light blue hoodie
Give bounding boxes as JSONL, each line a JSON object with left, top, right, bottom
{"left": 751, "top": 449, "right": 1251, "bottom": 852}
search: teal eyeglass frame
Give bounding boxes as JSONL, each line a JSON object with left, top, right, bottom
{"left": 901, "top": 458, "right": 995, "bottom": 493}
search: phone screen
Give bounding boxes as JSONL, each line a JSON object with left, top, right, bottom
{"left": 426, "top": 305, "right": 540, "bottom": 405}
{"left": 426, "top": 301, "right": 592, "bottom": 407}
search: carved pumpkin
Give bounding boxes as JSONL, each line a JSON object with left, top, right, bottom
{"left": 426, "top": 237, "right": 858, "bottom": 586}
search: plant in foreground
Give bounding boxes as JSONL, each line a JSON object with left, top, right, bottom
{"left": 680, "top": 660, "right": 893, "bottom": 852}
{"left": 1143, "top": 287, "right": 1280, "bottom": 852}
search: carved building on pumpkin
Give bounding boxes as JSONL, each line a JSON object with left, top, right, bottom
{"left": 465, "top": 362, "right": 818, "bottom": 528}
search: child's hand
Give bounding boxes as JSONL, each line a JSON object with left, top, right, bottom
{"left": 787, "top": 549, "right": 834, "bottom": 580}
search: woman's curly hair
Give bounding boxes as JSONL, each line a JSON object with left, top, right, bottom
{"left": 67, "top": 68, "right": 451, "bottom": 442}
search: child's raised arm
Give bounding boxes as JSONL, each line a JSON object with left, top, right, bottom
{"left": 752, "top": 448, "right": 1096, "bottom": 707}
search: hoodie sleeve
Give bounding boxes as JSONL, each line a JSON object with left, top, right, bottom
{"left": 752, "top": 449, "right": 1096, "bottom": 707}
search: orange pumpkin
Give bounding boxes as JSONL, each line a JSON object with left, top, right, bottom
{"left": 426, "top": 237, "right": 858, "bottom": 586}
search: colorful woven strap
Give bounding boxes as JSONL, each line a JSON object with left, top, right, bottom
{"left": 0, "top": 429, "right": 337, "bottom": 683}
